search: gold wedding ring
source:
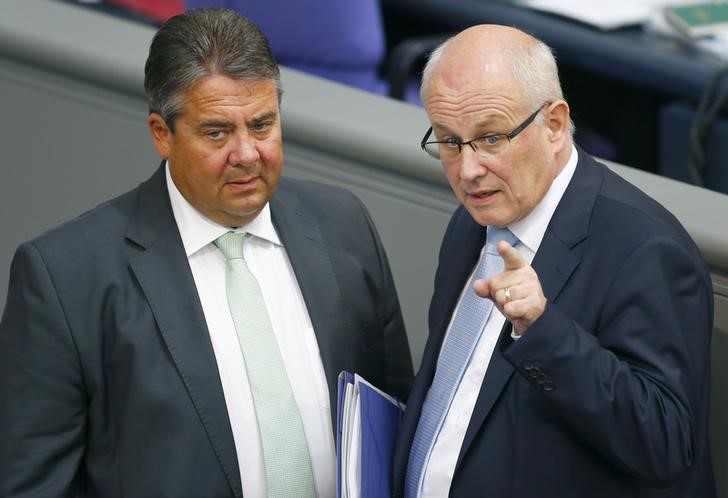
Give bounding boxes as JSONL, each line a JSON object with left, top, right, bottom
{"left": 504, "top": 287, "right": 512, "bottom": 302}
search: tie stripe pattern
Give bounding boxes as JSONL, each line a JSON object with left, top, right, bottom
{"left": 405, "top": 227, "right": 518, "bottom": 498}
{"left": 215, "top": 231, "right": 316, "bottom": 498}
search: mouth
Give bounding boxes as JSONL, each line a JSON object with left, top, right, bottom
{"left": 225, "top": 176, "right": 260, "bottom": 192}
{"left": 467, "top": 188, "right": 499, "bottom": 201}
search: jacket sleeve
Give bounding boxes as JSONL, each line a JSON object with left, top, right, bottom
{"left": 0, "top": 242, "right": 86, "bottom": 496}
{"left": 502, "top": 236, "right": 712, "bottom": 487}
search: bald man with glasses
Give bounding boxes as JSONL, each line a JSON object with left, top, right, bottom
{"left": 392, "top": 24, "right": 716, "bottom": 498}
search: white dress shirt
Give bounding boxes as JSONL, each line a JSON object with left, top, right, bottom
{"left": 165, "top": 165, "right": 336, "bottom": 498}
{"left": 418, "top": 146, "right": 578, "bottom": 497}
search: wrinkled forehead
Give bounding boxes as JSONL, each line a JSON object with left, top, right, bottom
{"left": 424, "top": 55, "right": 522, "bottom": 114}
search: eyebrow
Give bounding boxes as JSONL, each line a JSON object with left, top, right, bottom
{"left": 431, "top": 123, "right": 458, "bottom": 138}
{"left": 197, "top": 119, "right": 234, "bottom": 131}
{"left": 473, "top": 115, "right": 510, "bottom": 133}
{"left": 249, "top": 110, "right": 278, "bottom": 125}
{"left": 432, "top": 117, "right": 504, "bottom": 139}
{"left": 194, "top": 110, "right": 278, "bottom": 132}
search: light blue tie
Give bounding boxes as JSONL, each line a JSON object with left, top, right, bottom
{"left": 405, "top": 227, "right": 518, "bottom": 498}
{"left": 215, "top": 232, "right": 316, "bottom": 498}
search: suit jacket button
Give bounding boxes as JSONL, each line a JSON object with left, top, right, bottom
{"left": 529, "top": 369, "right": 539, "bottom": 378}
{"left": 543, "top": 380, "right": 555, "bottom": 391}
{"left": 523, "top": 360, "right": 536, "bottom": 370}
{"left": 536, "top": 373, "right": 547, "bottom": 384}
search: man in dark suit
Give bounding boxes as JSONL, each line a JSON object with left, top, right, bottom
{"left": 392, "top": 25, "right": 715, "bottom": 497}
{"left": 0, "top": 8, "right": 412, "bottom": 497}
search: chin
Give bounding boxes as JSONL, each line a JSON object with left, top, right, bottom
{"left": 464, "top": 207, "right": 495, "bottom": 227}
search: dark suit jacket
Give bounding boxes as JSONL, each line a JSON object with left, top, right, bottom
{"left": 392, "top": 149, "right": 715, "bottom": 498}
{"left": 0, "top": 164, "right": 413, "bottom": 497}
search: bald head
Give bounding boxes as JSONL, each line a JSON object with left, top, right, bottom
{"left": 435, "top": 24, "right": 535, "bottom": 78}
{"left": 420, "top": 25, "right": 564, "bottom": 114}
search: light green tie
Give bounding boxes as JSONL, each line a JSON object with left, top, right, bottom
{"left": 215, "top": 231, "right": 316, "bottom": 498}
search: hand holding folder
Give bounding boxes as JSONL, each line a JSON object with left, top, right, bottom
{"left": 336, "top": 371, "right": 405, "bottom": 498}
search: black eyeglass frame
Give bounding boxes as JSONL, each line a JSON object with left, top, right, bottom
{"left": 420, "top": 102, "right": 551, "bottom": 159}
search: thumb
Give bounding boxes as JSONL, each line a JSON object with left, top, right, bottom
{"left": 473, "top": 277, "right": 494, "bottom": 300}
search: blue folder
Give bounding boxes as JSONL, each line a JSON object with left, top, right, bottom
{"left": 337, "top": 371, "right": 405, "bottom": 498}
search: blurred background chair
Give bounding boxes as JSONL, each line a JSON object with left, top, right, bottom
{"left": 186, "top": 0, "right": 390, "bottom": 96}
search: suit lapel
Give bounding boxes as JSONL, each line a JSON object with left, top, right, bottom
{"left": 269, "top": 183, "right": 346, "bottom": 420}
{"left": 531, "top": 149, "right": 598, "bottom": 302}
{"left": 127, "top": 165, "right": 243, "bottom": 498}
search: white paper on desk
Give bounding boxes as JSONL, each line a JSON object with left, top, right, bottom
{"left": 518, "top": 0, "right": 680, "bottom": 30}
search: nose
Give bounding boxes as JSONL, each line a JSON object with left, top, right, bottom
{"left": 458, "top": 146, "right": 488, "bottom": 182}
{"left": 228, "top": 133, "right": 260, "bottom": 166}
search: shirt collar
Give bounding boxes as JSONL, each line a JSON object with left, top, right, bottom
{"left": 507, "top": 144, "right": 578, "bottom": 253}
{"left": 165, "top": 162, "right": 282, "bottom": 257}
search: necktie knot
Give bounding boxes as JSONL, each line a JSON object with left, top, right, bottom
{"left": 214, "top": 231, "right": 247, "bottom": 260}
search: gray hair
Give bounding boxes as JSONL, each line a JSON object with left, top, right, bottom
{"left": 144, "top": 8, "right": 281, "bottom": 130}
{"left": 421, "top": 30, "right": 566, "bottom": 116}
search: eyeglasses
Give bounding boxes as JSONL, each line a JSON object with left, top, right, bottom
{"left": 421, "top": 102, "right": 550, "bottom": 160}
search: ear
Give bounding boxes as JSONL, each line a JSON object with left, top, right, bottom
{"left": 544, "top": 100, "right": 570, "bottom": 152}
{"left": 147, "top": 113, "right": 172, "bottom": 158}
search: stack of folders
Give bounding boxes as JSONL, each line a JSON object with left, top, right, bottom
{"left": 664, "top": 1, "right": 728, "bottom": 38}
{"left": 336, "top": 371, "right": 405, "bottom": 498}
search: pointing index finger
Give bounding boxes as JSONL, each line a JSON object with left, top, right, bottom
{"left": 498, "top": 240, "right": 526, "bottom": 271}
